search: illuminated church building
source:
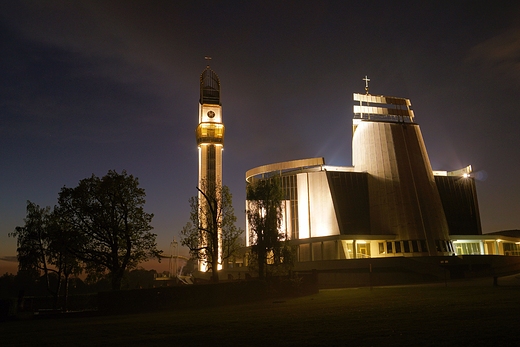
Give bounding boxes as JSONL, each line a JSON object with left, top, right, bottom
{"left": 244, "top": 78, "right": 520, "bottom": 282}
{"left": 193, "top": 66, "right": 519, "bottom": 282}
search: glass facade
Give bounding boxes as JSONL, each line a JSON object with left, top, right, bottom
{"left": 281, "top": 175, "right": 299, "bottom": 240}
{"left": 454, "top": 242, "right": 481, "bottom": 255}
{"left": 196, "top": 123, "right": 225, "bottom": 145}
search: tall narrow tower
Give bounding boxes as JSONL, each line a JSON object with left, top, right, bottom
{"left": 196, "top": 65, "right": 225, "bottom": 271}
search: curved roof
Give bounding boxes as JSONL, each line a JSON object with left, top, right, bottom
{"left": 246, "top": 157, "right": 325, "bottom": 182}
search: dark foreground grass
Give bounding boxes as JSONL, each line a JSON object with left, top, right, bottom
{"left": 1, "top": 282, "right": 519, "bottom": 346}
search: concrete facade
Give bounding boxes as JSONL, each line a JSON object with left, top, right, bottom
{"left": 242, "top": 91, "right": 520, "bottom": 282}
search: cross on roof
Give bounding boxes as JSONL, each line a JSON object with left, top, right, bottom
{"left": 363, "top": 75, "right": 370, "bottom": 94}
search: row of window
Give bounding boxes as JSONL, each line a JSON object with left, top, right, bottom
{"left": 435, "top": 240, "right": 455, "bottom": 253}
{"left": 299, "top": 239, "right": 434, "bottom": 262}
{"left": 502, "top": 242, "right": 520, "bottom": 256}
{"left": 298, "top": 241, "right": 339, "bottom": 262}
{"left": 379, "top": 240, "right": 429, "bottom": 254}
{"left": 298, "top": 239, "right": 459, "bottom": 262}
{"left": 380, "top": 240, "right": 455, "bottom": 254}
{"left": 380, "top": 240, "right": 456, "bottom": 254}
{"left": 454, "top": 242, "right": 480, "bottom": 255}
{"left": 296, "top": 239, "right": 520, "bottom": 262}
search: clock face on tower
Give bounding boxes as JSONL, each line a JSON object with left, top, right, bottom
{"left": 207, "top": 110, "right": 215, "bottom": 118}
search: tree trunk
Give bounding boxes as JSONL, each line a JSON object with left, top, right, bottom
{"left": 62, "top": 274, "right": 69, "bottom": 311}
{"left": 258, "top": 247, "right": 265, "bottom": 280}
{"left": 211, "top": 269, "right": 219, "bottom": 282}
{"left": 111, "top": 268, "right": 124, "bottom": 290}
{"left": 211, "top": 232, "right": 219, "bottom": 282}
{"left": 53, "top": 273, "right": 62, "bottom": 310}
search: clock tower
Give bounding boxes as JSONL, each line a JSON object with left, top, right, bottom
{"left": 196, "top": 65, "right": 224, "bottom": 272}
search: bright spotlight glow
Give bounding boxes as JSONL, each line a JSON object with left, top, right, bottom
{"left": 462, "top": 173, "right": 470, "bottom": 178}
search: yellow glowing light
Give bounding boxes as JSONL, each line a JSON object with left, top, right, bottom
{"left": 462, "top": 173, "right": 470, "bottom": 178}
{"left": 196, "top": 123, "right": 225, "bottom": 145}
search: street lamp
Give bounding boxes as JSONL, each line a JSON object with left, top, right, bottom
{"left": 170, "top": 238, "right": 179, "bottom": 280}
{"left": 174, "top": 239, "right": 178, "bottom": 280}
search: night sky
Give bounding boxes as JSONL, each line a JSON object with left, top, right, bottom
{"left": 1, "top": 1, "right": 519, "bottom": 274}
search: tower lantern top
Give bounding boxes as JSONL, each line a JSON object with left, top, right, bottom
{"left": 200, "top": 64, "right": 221, "bottom": 105}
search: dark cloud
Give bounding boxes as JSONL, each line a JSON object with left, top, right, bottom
{"left": 1, "top": 1, "right": 519, "bottom": 271}
{"left": 468, "top": 27, "right": 520, "bottom": 82}
{"left": 0, "top": 256, "right": 18, "bottom": 263}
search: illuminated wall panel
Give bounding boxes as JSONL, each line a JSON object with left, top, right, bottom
{"left": 297, "top": 173, "right": 310, "bottom": 239}
{"left": 308, "top": 172, "right": 340, "bottom": 237}
{"left": 296, "top": 172, "right": 339, "bottom": 238}
{"left": 352, "top": 121, "right": 450, "bottom": 255}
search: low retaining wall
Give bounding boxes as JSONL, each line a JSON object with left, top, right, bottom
{"left": 98, "top": 275, "right": 318, "bottom": 314}
{"left": 293, "top": 255, "right": 520, "bottom": 288}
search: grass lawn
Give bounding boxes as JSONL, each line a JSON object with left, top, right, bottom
{"left": 1, "top": 281, "right": 519, "bottom": 346}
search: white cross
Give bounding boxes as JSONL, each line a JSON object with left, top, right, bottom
{"left": 363, "top": 75, "right": 370, "bottom": 94}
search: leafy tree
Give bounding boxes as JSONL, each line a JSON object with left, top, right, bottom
{"left": 57, "top": 170, "right": 161, "bottom": 290}
{"left": 180, "top": 181, "right": 243, "bottom": 282}
{"left": 48, "top": 214, "right": 83, "bottom": 308}
{"left": 10, "top": 202, "right": 52, "bottom": 281}
{"left": 10, "top": 201, "right": 81, "bottom": 309}
{"left": 246, "top": 177, "right": 292, "bottom": 279}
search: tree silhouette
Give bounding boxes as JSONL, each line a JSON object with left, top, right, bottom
{"left": 10, "top": 201, "right": 81, "bottom": 309}
{"left": 58, "top": 170, "right": 161, "bottom": 290}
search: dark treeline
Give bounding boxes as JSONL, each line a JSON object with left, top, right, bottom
{"left": 0, "top": 268, "right": 165, "bottom": 299}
